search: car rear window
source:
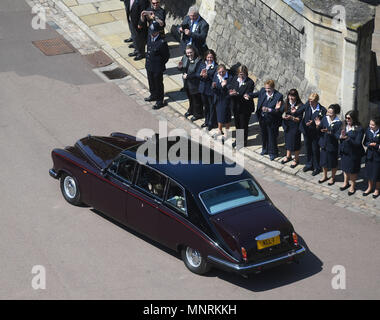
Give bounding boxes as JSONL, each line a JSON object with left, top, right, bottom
{"left": 199, "top": 179, "right": 266, "bottom": 215}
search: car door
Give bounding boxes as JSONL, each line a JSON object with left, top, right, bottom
{"left": 126, "top": 164, "right": 167, "bottom": 241}
{"left": 90, "top": 155, "right": 136, "bottom": 225}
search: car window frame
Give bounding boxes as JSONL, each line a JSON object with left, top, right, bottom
{"left": 134, "top": 164, "right": 168, "bottom": 202}
{"left": 107, "top": 154, "right": 138, "bottom": 185}
{"left": 164, "top": 178, "right": 188, "bottom": 217}
{"left": 198, "top": 178, "right": 266, "bottom": 215}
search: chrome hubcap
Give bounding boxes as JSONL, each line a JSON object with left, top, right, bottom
{"left": 186, "top": 247, "right": 202, "bottom": 268}
{"left": 64, "top": 176, "right": 77, "bottom": 199}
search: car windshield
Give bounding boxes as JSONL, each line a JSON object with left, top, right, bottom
{"left": 199, "top": 179, "right": 266, "bottom": 215}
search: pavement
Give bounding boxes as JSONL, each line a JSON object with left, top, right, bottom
{"left": 25, "top": 0, "right": 380, "bottom": 217}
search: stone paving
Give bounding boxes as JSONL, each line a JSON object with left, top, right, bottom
{"left": 25, "top": 0, "right": 380, "bottom": 218}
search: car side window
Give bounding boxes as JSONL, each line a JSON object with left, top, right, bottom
{"left": 165, "top": 180, "right": 187, "bottom": 216}
{"left": 136, "top": 166, "right": 167, "bottom": 199}
{"left": 117, "top": 157, "right": 136, "bottom": 183}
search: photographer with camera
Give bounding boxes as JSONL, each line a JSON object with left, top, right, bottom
{"left": 139, "top": 0, "right": 166, "bottom": 36}
{"left": 179, "top": 6, "right": 209, "bottom": 57}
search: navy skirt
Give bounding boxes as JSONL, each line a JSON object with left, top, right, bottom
{"left": 320, "top": 148, "right": 338, "bottom": 169}
{"left": 365, "top": 159, "right": 380, "bottom": 182}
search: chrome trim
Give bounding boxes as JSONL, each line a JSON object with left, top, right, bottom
{"left": 255, "top": 230, "right": 281, "bottom": 241}
{"left": 207, "top": 246, "right": 306, "bottom": 272}
{"left": 49, "top": 168, "right": 59, "bottom": 179}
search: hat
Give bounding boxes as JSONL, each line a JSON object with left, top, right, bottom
{"left": 150, "top": 21, "right": 161, "bottom": 33}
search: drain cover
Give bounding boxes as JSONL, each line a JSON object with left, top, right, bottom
{"left": 102, "top": 68, "right": 128, "bottom": 80}
{"left": 84, "top": 51, "right": 113, "bottom": 68}
{"left": 32, "top": 37, "right": 75, "bottom": 56}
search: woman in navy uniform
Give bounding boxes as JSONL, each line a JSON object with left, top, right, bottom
{"left": 299, "top": 93, "right": 327, "bottom": 176}
{"left": 281, "top": 89, "right": 304, "bottom": 168}
{"left": 315, "top": 104, "right": 342, "bottom": 185}
{"left": 363, "top": 116, "right": 380, "bottom": 198}
{"left": 197, "top": 49, "right": 218, "bottom": 131}
{"left": 212, "top": 64, "right": 232, "bottom": 141}
{"left": 144, "top": 21, "right": 170, "bottom": 109}
{"left": 339, "top": 110, "right": 365, "bottom": 196}
{"left": 248, "top": 80, "right": 284, "bottom": 161}
{"left": 228, "top": 65, "right": 255, "bottom": 148}
{"left": 178, "top": 45, "right": 203, "bottom": 121}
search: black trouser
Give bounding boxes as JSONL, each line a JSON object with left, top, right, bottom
{"left": 147, "top": 71, "right": 164, "bottom": 102}
{"left": 259, "top": 118, "right": 279, "bottom": 156}
{"left": 186, "top": 89, "right": 203, "bottom": 118}
{"left": 235, "top": 112, "right": 251, "bottom": 146}
{"left": 201, "top": 94, "right": 216, "bottom": 128}
{"left": 303, "top": 134, "right": 321, "bottom": 170}
{"left": 129, "top": 22, "right": 147, "bottom": 55}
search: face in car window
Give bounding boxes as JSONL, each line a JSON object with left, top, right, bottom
{"left": 137, "top": 166, "right": 167, "bottom": 199}
{"left": 166, "top": 180, "right": 187, "bottom": 215}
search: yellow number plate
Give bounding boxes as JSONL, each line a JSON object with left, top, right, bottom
{"left": 257, "top": 235, "right": 280, "bottom": 250}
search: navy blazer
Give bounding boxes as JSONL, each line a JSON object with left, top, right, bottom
{"left": 250, "top": 88, "right": 283, "bottom": 124}
{"left": 282, "top": 103, "right": 304, "bottom": 132}
{"left": 339, "top": 126, "right": 365, "bottom": 159}
{"left": 364, "top": 128, "right": 380, "bottom": 162}
{"left": 212, "top": 72, "right": 232, "bottom": 107}
{"left": 227, "top": 76, "right": 255, "bottom": 114}
{"left": 299, "top": 102, "right": 327, "bottom": 138}
{"left": 197, "top": 62, "right": 217, "bottom": 96}
{"left": 178, "top": 56, "right": 202, "bottom": 95}
{"left": 318, "top": 117, "right": 342, "bottom": 152}
{"left": 145, "top": 34, "right": 170, "bottom": 73}
{"left": 180, "top": 15, "right": 209, "bottom": 54}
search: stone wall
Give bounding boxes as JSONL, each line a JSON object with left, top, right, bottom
{"left": 206, "top": 0, "right": 315, "bottom": 100}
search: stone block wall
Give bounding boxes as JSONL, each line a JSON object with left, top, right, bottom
{"left": 206, "top": 0, "right": 316, "bottom": 100}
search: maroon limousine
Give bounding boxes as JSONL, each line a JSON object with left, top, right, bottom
{"left": 49, "top": 132, "right": 305, "bottom": 276}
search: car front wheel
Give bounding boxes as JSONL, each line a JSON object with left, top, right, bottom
{"left": 181, "top": 246, "right": 211, "bottom": 275}
{"left": 60, "top": 173, "right": 82, "bottom": 206}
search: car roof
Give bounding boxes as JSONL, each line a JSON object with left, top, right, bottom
{"left": 122, "top": 137, "right": 252, "bottom": 194}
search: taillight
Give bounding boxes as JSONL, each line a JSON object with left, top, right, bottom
{"left": 292, "top": 232, "right": 298, "bottom": 246}
{"left": 241, "top": 247, "right": 247, "bottom": 261}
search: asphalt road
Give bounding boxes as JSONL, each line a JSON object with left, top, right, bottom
{"left": 0, "top": 0, "right": 379, "bottom": 300}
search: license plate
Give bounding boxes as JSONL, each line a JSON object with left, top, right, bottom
{"left": 257, "top": 235, "right": 280, "bottom": 250}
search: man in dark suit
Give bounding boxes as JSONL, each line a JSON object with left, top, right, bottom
{"left": 299, "top": 93, "right": 327, "bottom": 176}
{"left": 179, "top": 6, "right": 209, "bottom": 56}
{"left": 249, "top": 80, "right": 283, "bottom": 160}
{"left": 145, "top": 22, "right": 170, "bottom": 109}
{"left": 121, "top": 0, "right": 150, "bottom": 61}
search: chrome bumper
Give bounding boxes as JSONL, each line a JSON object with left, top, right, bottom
{"left": 49, "top": 168, "right": 59, "bottom": 179}
{"left": 208, "top": 246, "right": 306, "bottom": 274}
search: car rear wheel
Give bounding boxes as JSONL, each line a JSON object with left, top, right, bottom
{"left": 60, "top": 173, "right": 82, "bottom": 206}
{"left": 181, "top": 246, "right": 211, "bottom": 275}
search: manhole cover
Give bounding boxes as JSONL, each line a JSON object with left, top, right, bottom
{"left": 84, "top": 51, "right": 113, "bottom": 68}
{"left": 32, "top": 37, "right": 76, "bottom": 56}
{"left": 102, "top": 68, "right": 128, "bottom": 80}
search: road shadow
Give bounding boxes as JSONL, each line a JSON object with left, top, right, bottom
{"left": 210, "top": 235, "right": 323, "bottom": 292}
{"left": 89, "top": 210, "right": 323, "bottom": 291}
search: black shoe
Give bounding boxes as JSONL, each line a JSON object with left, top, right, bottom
{"left": 269, "top": 154, "right": 276, "bottom": 161}
{"left": 201, "top": 122, "right": 207, "bottom": 128}
{"left": 184, "top": 112, "right": 192, "bottom": 118}
{"left": 134, "top": 54, "right": 145, "bottom": 61}
{"left": 124, "top": 37, "right": 133, "bottom": 43}
{"left": 128, "top": 43, "right": 135, "bottom": 48}
{"left": 144, "top": 96, "right": 156, "bottom": 102}
{"left": 348, "top": 190, "right": 356, "bottom": 196}
{"left": 303, "top": 166, "right": 312, "bottom": 172}
{"left": 373, "top": 193, "right": 380, "bottom": 199}
{"left": 152, "top": 101, "right": 165, "bottom": 110}
{"left": 312, "top": 169, "right": 321, "bottom": 176}
{"left": 128, "top": 51, "right": 138, "bottom": 57}
{"left": 260, "top": 150, "right": 268, "bottom": 156}
{"left": 290, "top": 161, "right": 299, "bottom": 169}
{"left": 363, "top": 191, "right": 372, "bottom": 196}
{"left": 191, "top": 116, "right": 202, "bottom": 122}
{"left": 340, "top": 184, "right": 351, "bottom": 191}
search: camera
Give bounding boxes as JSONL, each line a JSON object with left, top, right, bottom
{"left": 181, "top": 23, "right": 190, "bottom": 31}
